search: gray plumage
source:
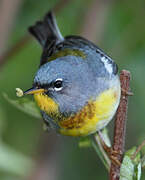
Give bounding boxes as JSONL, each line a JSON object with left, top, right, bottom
{"left": 29, "top": 11, "right": 120, "bottom": 131}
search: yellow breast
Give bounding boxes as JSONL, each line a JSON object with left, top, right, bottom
{"left": 59, "top": 87, "right": 120, "bottom": 136}
{"left": 33, "top": 86, "right": 120, "bottom": 137}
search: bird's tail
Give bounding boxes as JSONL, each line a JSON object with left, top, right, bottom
{"left": 29, "top": 11, "right": 64, "bottom": 47}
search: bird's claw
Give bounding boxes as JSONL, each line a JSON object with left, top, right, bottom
{"left": 121, "top": 88, "right": 133, "bottom": 96}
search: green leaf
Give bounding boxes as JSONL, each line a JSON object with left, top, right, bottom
{"left": 3, "top": 93, "right": 41, "bottom": 119}
{"left": 120, "top": 147, "right": 142, "bottom": 180}
{"left": 134, "top": 162, "right": 141, "bottom": 180}
{"left": 120, "top": 154, "right": 134, "bottom": 180}
{"left": 141, "top": 155, "right": 145, "bottom": 168}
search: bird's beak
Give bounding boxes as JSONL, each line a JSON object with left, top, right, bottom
{"left": 24, "top": 87, "right": 45, "bottom": 95}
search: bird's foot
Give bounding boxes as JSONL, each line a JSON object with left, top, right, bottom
{"left": 121, "top": 88, "right": 133, "bottom": 96}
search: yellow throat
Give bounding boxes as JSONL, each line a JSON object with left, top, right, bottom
{"left": 34, "top": 93, "right": 59, "bottom": 116}
{"left": 33, "top": 86, "right": 120, "bottom": 137}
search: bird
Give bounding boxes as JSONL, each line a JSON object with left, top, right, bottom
{"left": 24, "top": 11, "right": 121, "bottom": 137}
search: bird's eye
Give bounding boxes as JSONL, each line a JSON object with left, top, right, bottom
{"left": 54, "top": 78, "right": 63, "bottom": 91}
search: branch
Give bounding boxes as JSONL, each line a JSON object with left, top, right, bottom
{"left": 109, "top": 70, "right": 131, "bottom": 180}
{"left": 0, "top": 35, "right": 30, "bottom": 67}
{"left": 132, "top": 139, "right": 145, "bottom": 160}
{"left": 0, "top": 0, "right": 22, "bottom": 54}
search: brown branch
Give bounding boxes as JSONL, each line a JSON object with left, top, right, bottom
{"left": 0, "top": 0, "right": 22, "bottom": 54}
{"left": 132, "top": 139, "right": 145, "bottom": 160}
{"left": 0, "top": 35, "right": 31, "bottom": 67}
{"left": 109, "top": 70, "right": 131, "bottom": 180}
{"left": 0, "top": 0, "right": 71, "bottom": 69}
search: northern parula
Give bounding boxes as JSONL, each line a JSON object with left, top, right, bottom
{"left": 24, "top": 12, "right": 121, "bottom": 136}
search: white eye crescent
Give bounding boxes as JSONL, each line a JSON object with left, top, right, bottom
{"left": 54, "top": 78, "right": 63, "bottom": 91}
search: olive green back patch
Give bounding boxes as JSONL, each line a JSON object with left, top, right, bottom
{"left": 48, "top": 49, "right": 86, "bottom": 62}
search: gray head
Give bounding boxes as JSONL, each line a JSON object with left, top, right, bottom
{"left": 33, "top": 55, "right": 99, "bottom": 114}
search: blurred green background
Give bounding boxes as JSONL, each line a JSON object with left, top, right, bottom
{"left": 0, "top": 0, "right": 145, "bottom": 179}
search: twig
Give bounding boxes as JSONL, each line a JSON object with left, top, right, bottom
{"left": 0, "top": 35, "right": 30, "bottom": 67}
{"left": 0, "top": 0, "right": 22, "bottom": 54}
{"left": 109, "top": 70, "right": 131, "bottom": 180}
{"left": 0, "top": 0, "right": 71, "bottom": 69}
{"left": 131, "top": 139, "right": 145, "bottom": 160}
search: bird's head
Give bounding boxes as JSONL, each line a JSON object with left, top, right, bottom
{"left": 24, "top": 55, "right": 97, "bottom": 117}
